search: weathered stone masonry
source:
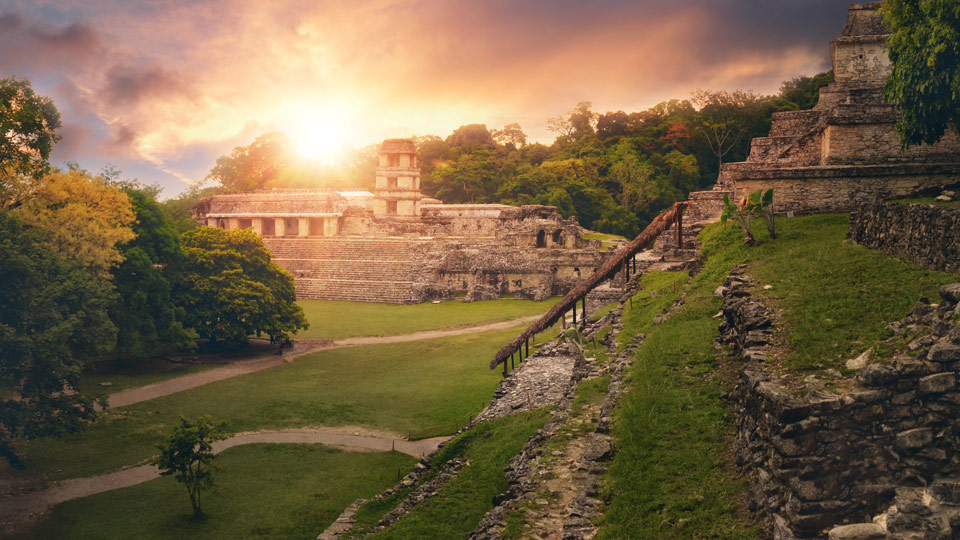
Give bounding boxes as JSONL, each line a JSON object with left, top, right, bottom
{"left": 849, "top": 200, "right": 960, "bottom": 274}
{"left": 722, "top": 269, "right": 960, "bottom": 539}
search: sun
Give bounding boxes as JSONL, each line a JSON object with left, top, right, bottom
{"left": 292, "top": 124, "right": 342, "bottom": 164}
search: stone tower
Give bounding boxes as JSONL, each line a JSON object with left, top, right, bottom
{"left": 374, "top": 138, "right": 423, "bottom": 217}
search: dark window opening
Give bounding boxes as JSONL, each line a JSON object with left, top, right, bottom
{"left": 262, "top": 219, "right": 276, "bottom": 236}
{"left": 388, "top": 155, "right": 399, "bottom": 166}
{"left": 552, "top": 230, "right": 562, "bottom": 245}
{"left": 387, "top": 200, "right": 398, "bottom": 215}
{"left": 239, "top": 218, "right": 252, "bottom": 230}
{"left": 387, "top": 177, "right": 398, "bottom": 189}
{"left": 536, "top": 230, "right": 546, "bottom": 248}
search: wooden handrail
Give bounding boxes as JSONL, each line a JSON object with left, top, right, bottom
{"left": 489, "top": 201, "right": 689, "bottom": 370}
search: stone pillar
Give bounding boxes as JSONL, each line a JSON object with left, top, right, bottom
{"left": 275, "top": 218, "right": 286, "bottom": 237}
{"left": 206, "top": 217, "right": 217, "bottom": 227}
{"left": 252, "top": 218, "right": 263, "bottom": 236}
{"left": 298, "top": 218, "right": 309, "bottom": 237}
{"left": 323, "top": 218, "right": 338, "bottom": 237}
{"left": 227, "top": 218, "right": 239, "bottom": 230}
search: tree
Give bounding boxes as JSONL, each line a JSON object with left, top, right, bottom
{"left": 0, "top": 77, "right": 61, "bottom": 178}
{"left": 206, "top": 132, "right": 292, "bottom": 191}
{"left": 153, "top": 416, "right": 226, "bottom": 517}
{"left": 691, "top": 90, "right": 756, "bottom": 170}
{"left": 173, "top": 227, "right": 309, "bottom": 345}
{"left": 491, "top": 123, "right": 527, "bottom": 149}
{"left": 112, "top": 186, "right": 194, "bottom": 360}
{"left": 0, "top": 213, "right": 113, "bottom": 467}
{"left": 11, "top": 169, "right": 136, "bottom": 276}
{"left": 882, "top": 0, "right": 960, "bottom": 147}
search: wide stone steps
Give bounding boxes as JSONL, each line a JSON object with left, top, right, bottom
{"left": 275, "top": 259, "right": 415, "bottom": 282}
{"left": 293, "top": 278, "right": 414, "bottom": 303}
{"left": 262, "top": 238, "right": 418, "bottom": 261}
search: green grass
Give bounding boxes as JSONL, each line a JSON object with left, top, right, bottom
{"left": 13, "top": 327, "right": 527, "bottom": 484}
{"left": 617, "top": 271, "right": 689, "bottom": 349}
{"left": 364, "top": 409, "right": 550, "bottom": 540}
{"left": 889, "top": 196, "right": 960, "bottom": 207}
{"left": 295, "top": 298, "right": 558, "bottom": 339}
{"left": 585, "top": 326, "right": 612, "bottom": 364}
{"left": 78, "top": 361, "right": 217, "bottom": 396}
{"left": 19, "top": 444, "right": 415, "bottom": 540}
{"left": 701, "top": 214, "right": 956, "bottom": 371}
{"left": 583, "top": 232, "right": 627, "bottom": 251}
{"left": 597, "top": 228, "right": 759, "bottom": 540}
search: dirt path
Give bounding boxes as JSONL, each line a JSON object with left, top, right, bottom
{"left": 0, "top": 427, "right": 449, "bottom": 536}
{"left": 108, "top": 315, "right": 540, "bottom": 408}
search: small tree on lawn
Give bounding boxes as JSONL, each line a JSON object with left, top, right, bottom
{"left": 721, "top": 189, "right": 775, "bottom": 245}
{"left": 153, "top": 416, "right": 226, "bottom": 517}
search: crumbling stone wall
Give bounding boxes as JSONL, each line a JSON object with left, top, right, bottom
{"left": 721, "top": 269, "right": 960, "bottom": 539}
{"left": 849, "top": 199, "right": 960, "bottom": 273}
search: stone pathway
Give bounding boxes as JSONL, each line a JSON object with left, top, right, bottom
{"left": 109, "top": 315, "right": 541, "bottom": 408}
{"left": 0, "top": 427, "right": 449, "bottom": 536}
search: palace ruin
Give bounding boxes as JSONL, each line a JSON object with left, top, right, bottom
{"left": 195, "top": 139, "right": 606, "bottom": 303}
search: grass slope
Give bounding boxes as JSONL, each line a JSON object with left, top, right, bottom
{"left": 14, "top": 327, "right": 520, "bottom": 483}
{"left": 701, "top": 214, "right": 956, "bottom": 371}
{"left": 296, "top": 298, "right": 558, "bottom": 339}
{"left": 20, "top": 444, "right": 415, "bottom": 540}
{"left": 365, "top": 409, "right": 551, "bottom": 540}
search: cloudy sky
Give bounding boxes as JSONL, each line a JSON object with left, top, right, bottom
{"left": 0, "top": 0, "right": 852, "bottom": 196}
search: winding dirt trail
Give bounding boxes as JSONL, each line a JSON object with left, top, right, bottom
{"left": 1, "top": 317, "right": 538, "bottom": 536}
{"left": 108, "top": 315, "right": 540, "bottom": 408}
{"left": 0, "top": 427, "right": 450, "bottom": 535}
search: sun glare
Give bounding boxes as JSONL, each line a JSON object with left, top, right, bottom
{"left": 284, "top": 101, "right": 355, "bottom": 165}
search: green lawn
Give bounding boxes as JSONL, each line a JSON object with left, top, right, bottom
{"left": 19, "top": 444, "right": 415, "bottom": 540}
{"left": 889, "top": 196, "right": 960, "bottom": 207}
{"left": 78, "top": 360, "right": 217, "bottom": 396}
{"left": 295, "top": 298, "right": 558, "bottom": 339}
{"left": 13, "top": 326, "right": 529, "bottom": 484}
{"left": 617, "top": 271, "right": 690, "bottom": 350}
{"left": 362, "top": 409, "right": 550, "bottom": 539}
{"left": 582, "top": 231, "right": 627, "bottom": 251}
{"left": 701, "top": 214, "right": 956, "bottom": 371}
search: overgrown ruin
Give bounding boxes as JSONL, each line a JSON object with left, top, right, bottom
{"left": 707, "top": 2, "right": 960, "bottom": 215}
{"left": 196, "top": 139, "right": 605, "bottom": 303}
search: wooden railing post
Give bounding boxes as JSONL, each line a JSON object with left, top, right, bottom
{"left": 676, "top": 211, "right": 683, "bottom": 249}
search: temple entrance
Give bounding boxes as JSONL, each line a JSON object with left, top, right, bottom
{"left": 262, "top": 219, "right": 275, "bottom": 236}
{"left": 536, "top": 230, "right": 546, "bottom": 248}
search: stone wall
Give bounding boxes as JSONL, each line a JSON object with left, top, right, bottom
{"left": 849, "top": 199, "right": 960, "bottom": 273}
{"left": 727, "top": 166, "right": 960, "bottom": 215}
{"left": 721, "top": 269, "right": 960, "bottom": 539}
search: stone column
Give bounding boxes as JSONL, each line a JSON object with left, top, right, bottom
{"left": 252, "top": 218, "right": 263, "bottom": 236}
{"left": 323, "top": 218, "right": 338, "bottom": 237}
{"left": 206, "top": 217, "right": 218, "bottom": 227}
{"left": 298, "top": 218, "right": 310, "bottom": 237}
{"left": 275, "top": 218, "right": 286, "bottom": 237}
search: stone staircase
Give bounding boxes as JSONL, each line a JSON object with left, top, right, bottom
{"left": 262, "top": 237, "right": 422, "bottom": 303}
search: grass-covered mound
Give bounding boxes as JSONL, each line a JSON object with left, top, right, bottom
{"left": 351, "top": 409, "right": 551, "bottom": 539}
{"left": 19, "top": 444, "right": 415, "bottom": 540}
{"left": 599, "top": 214, "right": 954, "bottom": 539}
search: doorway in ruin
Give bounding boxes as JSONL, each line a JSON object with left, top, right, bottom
{"left": 285, "top": 218, "right": 299, "bottom": 236}
{"left": 309, "top": 218, "right": 323, "bottom": 236}
{"left": 262, "top": 219, "right": 275, "bottom": 236}
{"left": 239, "top": 218, "right": 252, "bottom": 230}
{"left": 552, "top": 230, "right": 563, "bottom": 246}
{"left": 536, "top": 230, "right": 546, "bottom": 248}
{"left": 387, "top": 200, "right": 398, "bottom": 215}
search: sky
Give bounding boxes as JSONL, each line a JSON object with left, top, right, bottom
{"left": 0, "top": 0, "right": 853, "bottom": 197}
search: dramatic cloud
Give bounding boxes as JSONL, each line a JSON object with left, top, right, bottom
{"left": 0, "top": 0, "right": 853, "bottom": 195}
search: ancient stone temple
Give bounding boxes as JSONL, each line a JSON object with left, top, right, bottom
{"left": 713, "top": 2, "right": 960, "bottom": 215}
{"left": 196, "top": 139, "right": 606, "bottom": 303}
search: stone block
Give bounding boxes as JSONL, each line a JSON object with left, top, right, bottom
{"left": 859, "top": 364, "right": 897, "bottom": 386}
{"left": 895, "top": 428, "right": 933, "bottom": 450}
{"left": 939, "top": 283, "right": 960, "bottom": 304}
{"left": 930, "top": 480, "right": 960, "bottom": 505}
{"left": 928, "top": 343, "right": 960, "bottom": 364}
{"left": 827, "top": 523, "right": 886, "bottom": 540}
{"left": 918, "top": 373, "right": 955, "bottom": 395}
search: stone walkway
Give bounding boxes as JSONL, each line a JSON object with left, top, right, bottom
{"left": 0, "top": 427, "right": 449, "bottom": 535}
{"left": 109, "top": 315, "right": 541, "bottom": 408}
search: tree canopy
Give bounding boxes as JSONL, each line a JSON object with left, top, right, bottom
{"left": 0, "top": 77, "right": 61, "bottom": 178}
{"left": 0, "top": 213, "right": 113, "bottom": 466}
{"left": 173, "top": 227, "right": 309, "bottom": 345}
{"left": 882, "top": 0, "right": 960, "bottom": 147}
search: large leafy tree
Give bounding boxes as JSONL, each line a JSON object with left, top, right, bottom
{"left": 882, "top": 0, "right": 960, "bottom": 147}
{"left": 11, "top": 169, "right": 136, "bottom": 276}
{"left": 206, "top": 132, "right": 292, "bottom": 191}
{"left": 173, "top": 227, "right": 309, "bottom": 345}
{"left": 0, "top": 213, "right": 114, "bottom": 467}
{"left": 0, "top": 77, "right": 61, "bottom": 179}
{"left": 112, "top": 187, "right": 194, "bottom": 360}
